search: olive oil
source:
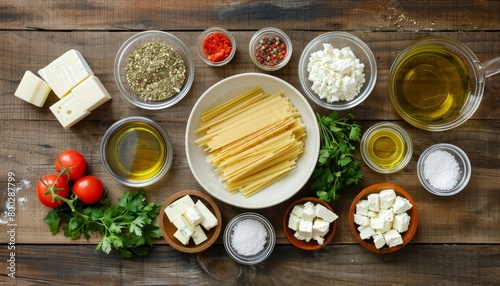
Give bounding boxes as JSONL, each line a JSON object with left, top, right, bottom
{"left": 366, "top": 129, "right": 405, "bottom": 170}
{"left": 106, "top": 121, "right": 167, "bottom": 182}
{"left": 390, "top": 45, "right": 470, "bottom": 123}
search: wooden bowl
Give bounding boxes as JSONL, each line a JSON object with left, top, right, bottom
{"left": 159, "top": 190, "right": 222, "bottom": 253}
{"left": 283, "top": 197, "right": 337, "bottom": 251}
{"left": 349, "top": 183, "right": 418, "bottom": 254}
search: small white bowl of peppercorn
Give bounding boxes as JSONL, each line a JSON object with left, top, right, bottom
{"left": 114, "top": 30, "right": 195, "bottom": 110}
{"left": 249, "top": 27, "right": 292, "bottom": 71}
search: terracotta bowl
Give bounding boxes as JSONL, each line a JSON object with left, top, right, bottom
{"left": 349, "top": 183, "right": 418, "bottom": 254}
{"left": 283, "top": 197, "right": 337, "bottom": 251}
{"left": 159, "top": 190, "right": 222, "bottom": 253}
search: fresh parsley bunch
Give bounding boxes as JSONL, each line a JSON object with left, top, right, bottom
{"left": 311, "top": 112, "right": 363, "bottom": 202}
{"left": 44, "top": 189, "right": 162, "bottom": 258}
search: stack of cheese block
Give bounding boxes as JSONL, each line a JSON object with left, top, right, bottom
{"left": 287, "top": 201, "right": 338, "bottom": 245}
{"left": 164, "top": 195, "right": 219, "bottom": 246}
{"left": 354, "top": 188, "right": 412, "bottom": 249}
{"left": 14, "top": 49, "right": 111, "bottom": 128}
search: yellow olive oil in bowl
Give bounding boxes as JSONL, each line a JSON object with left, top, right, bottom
{"left": 101, "top": 116, "right": 173, "bottom": 187}
{"left": 361, "top": 122, "right": 413, "bottom": 174}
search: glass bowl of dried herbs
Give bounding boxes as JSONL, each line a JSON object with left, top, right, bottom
{"left": 114, "top": 30, "right": 195, "bottom": 110}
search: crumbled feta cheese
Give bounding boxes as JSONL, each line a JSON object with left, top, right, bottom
{"left": 307, "top": 44, "right": 365, "bottom": 102}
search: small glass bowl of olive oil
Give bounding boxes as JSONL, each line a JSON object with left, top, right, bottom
{"left": 101, "top": 116, "right": 173, "bottom": 187}
{"left": 360, "top": 122, "right": 413, "bottom": 174}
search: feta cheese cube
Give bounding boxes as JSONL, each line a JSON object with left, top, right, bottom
{"left": 288, "top": 213, "right": 301, "bottom": 231}
{"left": 392, "top": 196, "right": 413, "bottom": 214}
{"left": 191, "top": 225, "right": 208, "bottom": 245}
{"left": 378, "top": 209, "right": 394, "bottom": 222}
{"left": 315, "top": 204, "right": 338, "bottom": 223}
{"left": 49, "top": 93, "right": 90, "bottom": 129}
{"left": 383, "top": 229, "right": 403, "bottom": 247}
{"left": 14, "top": 70, "right": 52, "bottom": 107}
{"left": 172, "top": 216, "right": 193, "bottom": 232}
{"left": 379, "top": 189, "right": 397, "bottom": 210}
{"left": 291, "top": 204, "right": 305, "bottom": 218}
{"left": 301, "top": 202, "right": 316, "bottom": 221}
{"left": 393, "top": 212, "right": 411, "bottom": 233}
{"left": 370, "top": 217, "right": 385, "bottom": 230}
{"left": 298, "top": 220, "right": 313, "bottom": 237}
{"left": 355, "top": 199, "right": 369, "bottom": 216}
{"left": 312, "top": 218, "right": 330, "bottom": 237}
{"left": 195, "top": 200, "right": 218, "bottom": 231}
{"left": 70, "top": 75, "right": 111, "bottom": 111}
{"left": 164, "top": 195, "right": 195, "bottom": 222}
{"left": 367, "top": 193, "right": 380, "bottom": 212}
{"left": 294, "top": 231, "right": 310, "bottom": 242}
{"left": 353, "top": 213, "right": 370, "bottom": 226}
{"left": 173, "top": 229, "right": 190, "bottom": 245}
{"left": 367, "top": 210, "right": 377, "bottom": 218}
{"left": 183, "top": 206, "right": 204, "bottom": 227}
{"left": 313, "top": 233, "right": 325, "bottom": 245}
{"left": 381, "top": 220, "right": 393, "bottom": 234}
{"left": 358, "top": 225, "right": 375, "bottom": 240}
{"left": 373, "top": 231, "right": 386, "bottom": 249}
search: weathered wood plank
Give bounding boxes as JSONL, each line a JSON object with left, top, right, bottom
{"left": 1, "top": 1, "right": 499, "bottom": 32}
{"left": 1, "top": 244, "right": 499, "bottom": 285}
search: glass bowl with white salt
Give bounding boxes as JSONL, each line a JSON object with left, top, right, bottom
{"left": 298, "top": 32, "right": 377, "bottom": 110}
{"left": 417, "top": 143, "right": 471, "bottom": 196}
{"left": 223, "top": 212, "right": 276, "bottom": 265}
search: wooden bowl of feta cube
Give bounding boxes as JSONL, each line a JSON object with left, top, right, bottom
{"left": 283, "top": 197, "right": 338, "bottom": 251}
{"left": 349, "top": 183, "right": 418, "bottom": 254}
{"left": 159, "top": 190, "right": 222, "bottom": 253}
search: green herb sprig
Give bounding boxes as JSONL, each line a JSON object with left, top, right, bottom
{"left": 311, "top": 112, "right": 363, "bottom": 202}
{"left": 44, "top": 189, "right": 162, "bottom": 258}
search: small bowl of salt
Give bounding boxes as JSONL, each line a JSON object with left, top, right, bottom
{"left": 417, "top": 143, "right": 471, "bottom": 196}
{"left": 223, "top": 212, "right": 276, "bottom": 265}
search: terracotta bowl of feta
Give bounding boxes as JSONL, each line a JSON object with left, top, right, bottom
{"left": 283, "top": 197, "right": 338, "bottom": 251}
{"left": 349, "top": 183, "right": 418, "bottom": 254}
{"left": 159, "top": 190, "right": 222, "bottom": 253}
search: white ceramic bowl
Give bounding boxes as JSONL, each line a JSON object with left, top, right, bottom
{"left": 185, "top": 73, "right": 320, "bottom": 209}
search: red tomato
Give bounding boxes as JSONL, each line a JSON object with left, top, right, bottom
{"left": 73, "top": 175, "right": 104, "bottom": 204}
{"left": 55, "top": 150, "right": 87, "bottom": 181}
{"left": 37, "top": 174, "right": 70, "bottom": 208}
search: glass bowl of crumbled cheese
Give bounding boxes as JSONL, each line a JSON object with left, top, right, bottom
{"left": 298, "top": 32, "right": 377, "bottom": 110}
{"left": 417, "top": 143, "right": 471, "bottom": 196}
{"left": 223, "top": 212, "right": 276, "bottom": 265}
{"left": 114, "top": 30, "right": 195, "bottom": 110}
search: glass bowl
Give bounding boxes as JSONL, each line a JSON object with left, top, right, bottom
{"left": 114, "top": 30, "right": 195, "bottom": 110}
{"left": 249, "top": 27, "right": 292, "bottom": 71}
{"left": 360, "top": 122, "right": 413, "bottom": 174}
{"left": 298, "top": 32, "right": 377, "bottom": 110}
{"left": 349, "top": 183, "right": 418, "bottom": 254}
{"left": 158, "top": 190, "right": 222, "bottom": 253}
{"left": 282, "top": 197, "right": 337, "bottom": 251}
{"left": 417, "top": 143, "right": 471, "bottom": 196}
{"left": 223, "top": 212, "right": 275, "bottom": 265}
{"left": 100, "top": 116, "right": 173, "bottom": 187}
{"left": 197, "top": 27, "right": 236, "bottom": 66}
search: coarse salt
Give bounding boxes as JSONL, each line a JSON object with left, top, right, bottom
{"left": 230, "top": 218, "right": 267, "bottom": 256}
{"left": 423, "top": 150, "right": 460, "bottom": 190}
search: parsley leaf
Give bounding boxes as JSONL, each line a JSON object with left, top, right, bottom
{"left": 312, "top": 112, "right": 363, "bottom": 202}
{"left": 44, "top": 189, "right": 162, "bottom": 258}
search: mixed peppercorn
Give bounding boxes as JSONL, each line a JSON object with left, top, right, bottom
{"left": 254, "top": 35, "right": 287, "bottom": 66}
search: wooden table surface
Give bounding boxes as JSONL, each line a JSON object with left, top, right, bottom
{"left": 1, "top": 1, "right": 499, "bottom": 285}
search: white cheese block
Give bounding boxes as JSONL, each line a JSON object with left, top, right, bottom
{"left": 393, "top": 212, "right": 411, "bottom": 233}
{"left": 312, "top": 233, "right": 325, "bottom": 245}
{"left": 14, "top": 71, "right": 51, "bottom": 107}
{"left": 298, "top": 220, "right": 313, "bottom": 237}
{"left": 379, "top": 188, "right": 397, "bottom": 210}
{"left": 370, "top": 217, "right": 385, "bottom": 230}
{"left": 312, "top": 218, "right": 330, "bottom": 237}
{"left": 291, "top": 204, "right": 305, "bottom": 218}
{"left": 355, "top": 199, "right": 369, "bottom": 216}
{"left": 38, "top": 49, "right": 94, "bottom": 98}
{"left": 287, "top": 213, "right": 301, "bottom": 231}
{"left": 381, "top": 220, "right": 393, "bottom": 234}
{"left": 183, "top": 206, "right": 204, "bottom": 227}
{"left": 49, "top": 93, "right": 90, "bottom": 129}
{"left": 173, "top": 229, "right": 190, "bottom": 245}
{"left": 70, "top": 75, "right": 111, "bottom": 111}
{"left": 301, "top": 202, "right": 316, "bottom": 221}
{"left": 392, "top": 196, "right": 413, "bottom": 214}
{"left": 383, "top": 229, "right": 403, "bottom": 247}
{"left": 315, "top": 204, "right": 338, "bottom": 223}
{"left": 358, "top": 225, "right": 375, "bottom": 240}
{"left": 378, "top": 209, "right": 394, "bottom": 222}
{"left": 191, "top": 225, "right": 208, "bottom": 245}
{"left": 194, "top": 200, "right": 218, "bottom": 231}
{"left": 373, "top": 231, "right": 386, "bottom": 249}
{"left": 164, "top": 195, "right": 195, "bottom": 222}
{"left": 172, "top": 216, "right": 194, "bottom": 232}
{"left": 353, "top": 213, "right": 369, "bottom": 226}
{"left": 367, "top": 193, "right": 380, "bottom": 212}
